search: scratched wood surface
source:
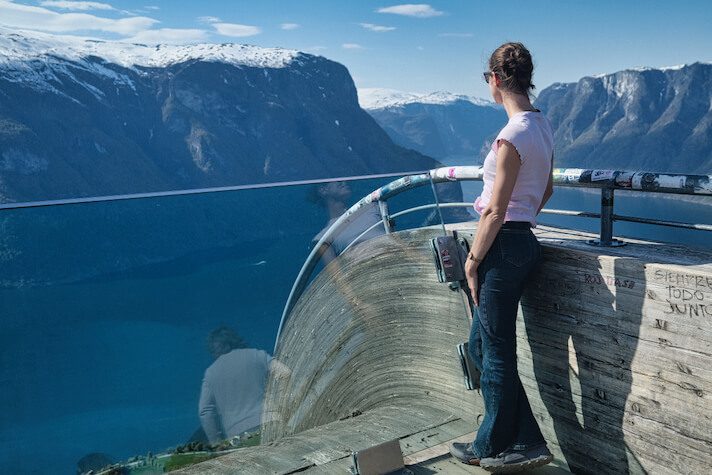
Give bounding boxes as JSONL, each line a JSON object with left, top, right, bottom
{"left": 184, "top": 223, "right": 711, "bottom": 474}
{"left": 261, "top": 225, "right": 481, "bottom": 444}
{"left": 177, "top": 405, "right": 569, "bottom": 475}
{"left": 175, "top": 404, "right": 469, "bottom": 474}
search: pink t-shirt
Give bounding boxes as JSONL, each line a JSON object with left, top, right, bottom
{"left": 473, "top": 111, "right": 554, "bottom": 226}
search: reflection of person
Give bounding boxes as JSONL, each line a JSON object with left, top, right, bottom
{"left": 308, "top": 181, "right": 384, "bottom": 316}
{"left": 449, "top": 42, "right": 555, "bottom": 472}
{"left": 310, "top": 181, "right": 384, "bottom": 260}
{"left": 199, "top": 327, "right": 271, "bottom": 444}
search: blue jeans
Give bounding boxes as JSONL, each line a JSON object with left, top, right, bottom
{"left": 468, "top": 222, "right": 546, "bottom": 458}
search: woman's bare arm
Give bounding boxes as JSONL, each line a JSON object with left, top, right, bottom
{"left": 469, "top": 140, "right": 521, "bottom": 262}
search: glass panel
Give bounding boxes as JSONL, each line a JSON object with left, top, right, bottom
{"left": 0, "top": 176, "right": 397, "bottom": 474}
{"left": 429, "top": 175, "right": 711, "bottom": 250}
{"left": 611, "top": 191, "right": 712, "bottom": 249}
{"left": 2, "top": 169, "right": 711, "bottom": 473}
{"left": 537, "top": 187, "right": 600, "bottom": 233}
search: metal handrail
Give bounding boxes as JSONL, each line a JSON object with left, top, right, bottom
{"left": 0, "top": 170, "right": 431, "bottom": 211}
{"left": 275, "top": 166, "right": 712, "bottom": 351}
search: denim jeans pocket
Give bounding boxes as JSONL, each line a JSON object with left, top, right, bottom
{"left": 498, "top": 231, "right": 535, "bottom": 267}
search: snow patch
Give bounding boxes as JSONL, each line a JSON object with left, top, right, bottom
{"left": 0, "top": 149, "right": 49, "bottom": 174}
{"left": 592, "top": 62, "right": 711, "bottom": 78}
{"left": 0, "top": 27, "right": 300, "bottom": 69}
{"left": 358, "top": 87, "right": 494, "bottom": 110}
{"left": 0, "top": 27, "right": 303, "bottom": 96}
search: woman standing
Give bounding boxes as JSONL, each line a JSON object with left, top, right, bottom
{"left": 449, "top": 42, "right": 555, "bottom": 472}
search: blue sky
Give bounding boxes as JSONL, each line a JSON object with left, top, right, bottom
{"left": 1, "top": 1, "right": 711, "bottom": 99}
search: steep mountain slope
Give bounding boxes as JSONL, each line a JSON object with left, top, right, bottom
{"left": 535, "top": 63, "right": 712, "bottom": 173}
{"left": 0, "top": 29, "right": 438, "bottom": 202}
{"left": 360, "top": 88, "right": 505, "bottom": 162}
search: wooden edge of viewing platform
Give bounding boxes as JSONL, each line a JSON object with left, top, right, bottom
{"left": 180, "top": 223, "right": 712, "bottom": 474}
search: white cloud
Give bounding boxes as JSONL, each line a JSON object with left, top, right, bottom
{"left": 124, "top": 28, "right": 208, "bottom": 45}
{"left": 40, "top": 1, "right": 115, "bottom": 10}
{"left": 0, "top": 0, "right": 157, "bottom": 34}
{"left": 416, "top": 45, "right": 424, "bottom": 51}
{"left": 359, "top": 22, "right": 395, "bottom": 32}
{"left": 213, "top": 22, "right": 261, "bottom": 37}
{"left": 342, "top": 43, "right": 363, "bottom": 50}
{"left": 438, "top": 33, "right": 473, "bottom": 38}
{"left": 198, "top": 16, "right": 221, "bottom": 24}
{"left": 143, "top": 5, "right": 159, "bottom": 10}
{"left": 377, "top": 4, "right": 444, "bottom": 18}
{"left": 280, "top": 22, "right": 300, "bottom": 30}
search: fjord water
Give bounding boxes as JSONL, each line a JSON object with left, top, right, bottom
{"left": 0, "top": 177, "right": 448, "bottom": 474}
{"left": 453, "top": 181, "right": 712, "bottom": 249}
{"left": 0, "top": 177, "right": 709, "bottom": 474}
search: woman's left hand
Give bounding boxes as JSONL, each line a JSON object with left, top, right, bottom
{"left": 465, "top": 258, "right": 479, "bottom": 306}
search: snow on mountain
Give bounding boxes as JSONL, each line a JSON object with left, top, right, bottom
{"left": 592, "top": 62, "right": 712, "bottom": 78}
{"left": 361, "top": 88, "right": 504, "bottom": 161}
{"left": 0, "top": 27, "right": 300, "bottom": 69}
{"left": 0, "top": 27, "right": 302, "bottom": 96}
{"left": 358, "top": 87, "right": 493, "bottom": 110}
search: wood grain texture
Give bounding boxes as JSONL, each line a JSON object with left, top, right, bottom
{"left": 262, "top": 225, "right": 480, "bottom": 443}
{"left": 183, "top": 223, "right": 711, "bottom": 474}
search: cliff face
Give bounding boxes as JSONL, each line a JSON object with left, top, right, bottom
{"left": 535, "top": 63, "right": 712, "bottom": 173}
{"left": 361, "top": 65, "right": 712, "bottom": 174}
{"left": 0, "top": 30, "right": 438, "bottom": 203}
{"left": 360, "top": 89, "right": 505, "bottom": 162}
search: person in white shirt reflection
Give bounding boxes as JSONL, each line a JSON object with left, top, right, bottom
{"left": 198, "top": 327, "right": 273, "bottom": 444}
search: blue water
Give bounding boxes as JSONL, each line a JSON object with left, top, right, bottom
{"left": 0, "top": 176, "right": 710, "bottom": 473}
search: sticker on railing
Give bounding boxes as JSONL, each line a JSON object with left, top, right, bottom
{"left": 616, "top": 173, "right": 633, "bottom": 188}
{"left": 591, "top": 170, "right": 615, "bottom": 181}
{"left": 563, "top": 169, "right": 580, "bottom": 182}
{"left": 658, "top": 175, "right": 686, "bottom": 189}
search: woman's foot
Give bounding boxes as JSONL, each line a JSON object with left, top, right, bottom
{"left": 479, "top": 443, "right": 553, "bottom": 473}
{"left": 449, "top": 442, "right": 481, "bottom": 465}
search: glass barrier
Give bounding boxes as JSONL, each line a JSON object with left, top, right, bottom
{"left": 1, "top": 171, "right": 710, "bottom": 473}
{"left": 605, "top": 190, "right": 712, "bottom": 248}
{"left": 0, "top": 175, "right": 434, "bottom": 474}
{"left": 430, "top": 178, "right": 712, "bottom": 250}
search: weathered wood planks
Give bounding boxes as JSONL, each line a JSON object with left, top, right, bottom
{"left": 184, "top": 222, "right": 711, "bottom": 474}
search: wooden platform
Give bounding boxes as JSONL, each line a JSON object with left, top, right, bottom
{"left": 175, "top": 404, "right": 570, "bottom": 474}
{"left": 182, "top": 223, "right": 712, "bottom": 474}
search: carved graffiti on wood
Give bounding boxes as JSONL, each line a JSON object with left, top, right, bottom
{"left": 654, "top": 270, "right": 712, "bottom": 291}
{"left": 582, "top": 273, "right": 636, "bottom": 289}
{"left": 653, "top": 270, "right": 712, "bottom": 318}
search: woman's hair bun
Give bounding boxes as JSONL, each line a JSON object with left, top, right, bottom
{"left": 489, "top": 42, "right": 535, "bottom": 95}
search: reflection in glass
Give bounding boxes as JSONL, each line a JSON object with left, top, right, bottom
{"left": 198, "top": 326, "right": 269, "bottom": 445}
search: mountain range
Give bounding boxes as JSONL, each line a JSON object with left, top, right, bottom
{"left": 362, "top": 64, "right": 712, "bottom": 174}
{"left": 2, "top": 28, "right": 710, "bottom": 204}
{"left": 536, "top": 63, "right": 712, "bottom": 173}
{"left": 359, "top": 89, "right": 505, "bottom": 163}
{"left": 0, "top": 28, "right": 438, "bottom": 203}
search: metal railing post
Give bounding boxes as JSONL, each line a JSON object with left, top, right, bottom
{"left": 601, "top": 187, "right": 614, "bottom": 245}
{"left": 378, "top": 200, "right": 395, "bottom": 233}
{"left": 588, "top": 186, "right": 625, "bottom": 247}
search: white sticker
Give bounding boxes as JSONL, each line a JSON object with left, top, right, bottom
{"left": 591, "top": 170, "right": 615, "bottom": 181}
{"left": 658, "top": 175, "right": 685, "bottom": 189}
{"left": 632, "top": 174, "right": 643, "bottom": 189}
